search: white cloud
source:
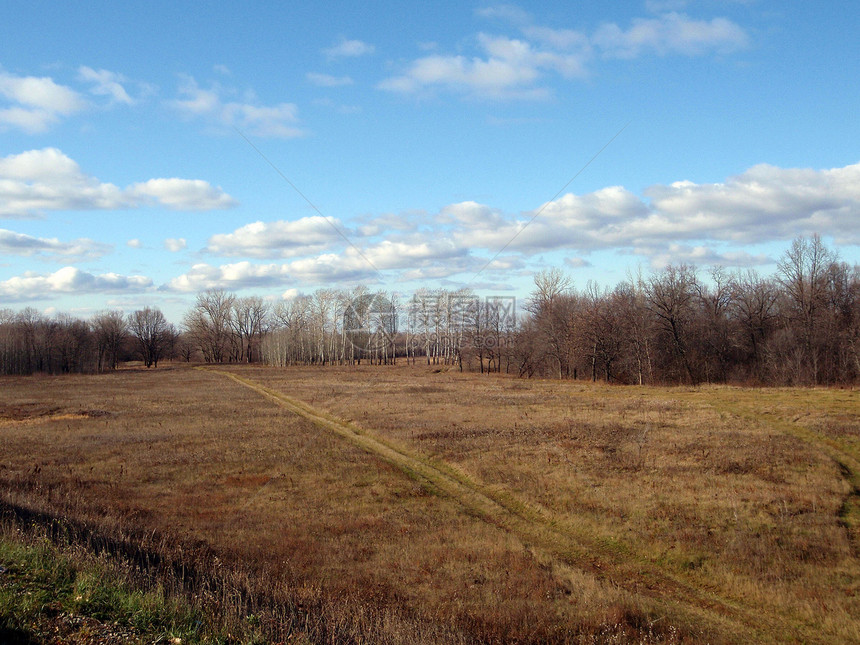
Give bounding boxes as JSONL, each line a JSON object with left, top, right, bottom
{"left": 164, "top": 238, "right": 470, "bottom": 292}
{"left": 281, "top": 287, "right": 300, "bottom": 300}
{"left": 170, "top": 76, "right": 220, "bottom": 114}
{"left": 170, "top": 75, "right": 305, "bottom": 138}
{"left": 565, "top": 256, "right": 592, "bottom": 268}
{"left": 442, "top": 161, "right": 860, "bottom": 264}
{"left": 0, "top": 148, "right": 237, "bottom": 217}
{"left": 77, "top": 66, "right": 133, "bottom": 104}
{"left": 357, "top": 239, "right": 466, "bottom": 271}
{"left": 150, "top": 160, "right": 860, "bottom": 294}
{"left": 225, "top": 103, "right": 302, "bottom": 138}
{"left": 640, "top": 243, "right": 771, "bottom": 270}
{"left": 127, "top": 238, "right": 143, "bottom": 248}
{"left": 206, "top": 217, "right": 348, "bottom": 258}
{"left": 324, "top": 39, "right": 375, "bottom": 58}
{"left": 0, "top": 228, "right": 111, "bottom": 262}
{"left": 448, "top": 186, "right": 649, "bottom": 253}
{"left": 0, "top": 70, "right": 87, "bottom": 133}
{"left": 439, "top": 201, "right": 505, "bottom": 228}
{"left": 524, "top": 25, "right": 591, "bottom": 51}
{"left": 593, "top": 12, "right": 749, "bottom": 58}
{"left": 164, "top": 261, "right": 294, "bottom": 292}
{"left": 379, "top": 33, "right": 587, "bottom": 99}
{"left": 164, "top": 237, "right": 187, "bottom": 252}
{"left": 642, "top": 162, "right": 860, "bottom": 244}
{"left": 476, "top": 5, "right": 532, "bottom": 25}
{"left": 130, "top": 178, "right": 237, "bottom": 211}
{"left": 0, "top": 267, "right": 152, "bottom": 301}
{"left": 306, "top": 72, "right": 354, "bottom": 87}
{"left": 381, "top": 9, "right": 747, "bottom": 100}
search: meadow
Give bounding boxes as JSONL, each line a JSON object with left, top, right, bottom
{"left": 1, "top": 363, "right": 858, "bottom": 643}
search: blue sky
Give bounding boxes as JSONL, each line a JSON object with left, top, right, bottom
{"left": 1, "top": 1, "right": 858, "bottom": 322}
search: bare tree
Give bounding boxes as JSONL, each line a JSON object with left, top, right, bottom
{"left": 92, "top": 310, "right": 127, "bottom": 371}
{"left": 128, "top": 307, "right": 173, "bottom": 368}
{"left": 184, "top": 289, "right": 236, "bottom": 363}
{"left": 693, "top": 267, "right": 736, "bottom": 383}
{"left": 579, "top": 282, "right": 623, "bottom": 382}
{"left": 776, "top": 234, "right": 836, "bottom": 383}
{"left": 232, "top": 296, "right": 270, "bottom": 363}
{"left": 646, "top": 264, "right": 699, "bottom": 383}
{"left": 616, "top": 274, "right": 654, "bottom": 385}
{"left": 730, "top": 270, "right": 778, "bottom": 381}
{"left": 527, "top": 269, "right": 575, "bottom": 378}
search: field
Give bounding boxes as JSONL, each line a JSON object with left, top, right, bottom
{"left": 1, "top": 363, "right": 859, "bottom": 643}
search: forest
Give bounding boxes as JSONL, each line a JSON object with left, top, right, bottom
{"left": 2, "top": 235, "right": 858, "bottom": 385}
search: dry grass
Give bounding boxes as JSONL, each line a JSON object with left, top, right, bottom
{"left": 1, "top": 363, "right": 858, "bottom": 643}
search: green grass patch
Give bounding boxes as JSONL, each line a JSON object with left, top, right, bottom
{"left": 0, "top": 530, "right": 269, "bottom": 645}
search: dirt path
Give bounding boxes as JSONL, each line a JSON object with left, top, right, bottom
{"left": 205, "top": 368, "right": 830, "bottom": 643}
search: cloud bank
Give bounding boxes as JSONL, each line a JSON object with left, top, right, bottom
{"left": 0, "top": 148, "right": 237, "bottom": 217}
{"left": 162, "top": 160, "right": 860, "bottom": 291}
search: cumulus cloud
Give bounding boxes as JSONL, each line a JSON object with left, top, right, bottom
{"left": 163, "top": 261, "right": 326, "bottom": 292}
{"left": 160, "top": 160, "right": 860, "bottom": 292}
{"left": 0, "top": 69, "right": 88, "bottom": 133}
{"left": 380, "top": 8, "right": 747, "bottom": 99}
{"left": 306, "top": 72, "right": 354, "bottom": 87}
{"left": 164, "top": 238, "right": 470, "bottom": 292}
{"left": 170, "top": 75, "right": 305, "bottom": 138}
{"left": 0, "top": 228, "right": 110, "bottom": 262}
{"left": 324, "top": 39, "right": 375, "bottom": 58}
{"left": 642, "top": 162, "right": 860, "bottom": 244}
{"left": 206, "top": 217, "right": 349, "bottom": 258}
{"left": 77, "top": 66, "right": 134, "bottom": 104}
{"left": 164, "top": 237, "right": 187, "bottom": 252}
{"left": 130, "top": 178, "right": 237, "bottom": 210}
{"left": 0, "top": 148, "right": 236, "bottom": 217}
{"left": 444, "top": 161, "right": 860, "bottom": 264}
{"left": 0, "top": 267, "right": 152, "bottom": 301}
{"left": 127, "top": 238, "right": 143, "bottom": 248}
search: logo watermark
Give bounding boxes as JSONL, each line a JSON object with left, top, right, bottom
{"left": 342, "top": 293, "right": 516, "bottom": 353}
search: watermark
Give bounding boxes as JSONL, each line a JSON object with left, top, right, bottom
{"left": 342, "top": 293, "right": 516, "bottom": 353}
{"left": 343, "top": 292, "right": 397, "bottom": 353}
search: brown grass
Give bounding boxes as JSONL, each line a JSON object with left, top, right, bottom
{"left": 1, "top": 363, "right": 858, "bottom": 643}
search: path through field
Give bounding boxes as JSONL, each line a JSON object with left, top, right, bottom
{"left": 207, "top": 367, "right": 844, "bottom": 643}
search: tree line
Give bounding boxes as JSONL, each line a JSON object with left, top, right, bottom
{"left": 1, "top": 235, "right": 858, "bottom": 385}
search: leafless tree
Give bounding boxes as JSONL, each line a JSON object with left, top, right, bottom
{"left": 776, "top": 234, "right": 836, "bottom": 383}
{"left": 232, "top": 296, "right": 270, "bottom": 362}
{"left": 184, "top": 289, "right": 236, "bottom": 363}
{"left": 92, "top": 310, "right": 128, "bottom": 371}
{"left": 527, "top": 269, "right": 575, "bottom": 378}
{"left": 646, "top": 264, "right": 699, "bottom": 383}
{"left": 128, "top": 307, "right": 174, "bottom": 368}
{"left": 616, "top": 275, "right": 654, "bottom": 385}
{"left": 730, "top": 270, "right": 778, "bottom": 381}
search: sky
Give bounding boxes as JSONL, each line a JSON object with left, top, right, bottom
{"left": 1, "top": 1, "right": 859, "bottom": 323}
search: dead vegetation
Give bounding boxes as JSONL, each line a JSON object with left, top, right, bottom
{"left": 1, "top": 363, "right": 858, "bottom": 643}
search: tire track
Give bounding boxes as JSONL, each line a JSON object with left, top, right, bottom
{"left": 204, "top": 368, "right": 823, "bottom": 643}
{"left": 704, "top": 392, "right": 860, "bottom": 558}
